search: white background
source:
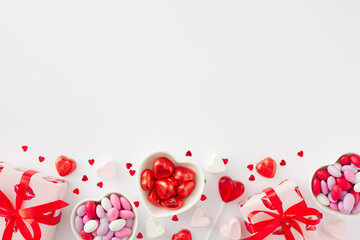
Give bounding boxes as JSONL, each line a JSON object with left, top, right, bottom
{"left": 1, "top": 1, "right": 360, "bottom": 239}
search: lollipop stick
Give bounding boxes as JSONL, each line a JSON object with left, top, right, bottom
{"left": 204, "top": 202, "right": 225, "bottom": 240}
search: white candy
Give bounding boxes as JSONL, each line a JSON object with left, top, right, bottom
{"left": 93, "top": 236, "right": 102, "bottom": 240}
{"left": 317, "top": 193, "right": 330, "bottom": 206}
{"left": 101, "top": 197, "right": 112, "bottom": 212}
{"left": 333, "top": 162, "right": 342, "bottom": 171}
{"left": 146, "top": 218, "right": 166, "bottom": 238}
{"left": 84, "top": 220, "right": 99, "bottom": 233}
{"left": 109, "top": 219, "right": 126, "bottom": 232}
{"left": 354, "top": 183, "right": 360, "bottom": 193}
{"left": 100, "top": 217, "right": 109, "bottom": 223}
{"left": 354, "top": 172, "right": 360, "bottom": 184}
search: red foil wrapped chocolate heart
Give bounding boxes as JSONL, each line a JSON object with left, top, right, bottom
{"left": 177, "top": 180, "right": 196, "bottom": 198}
{"left": 256, "top": 157, "right": 277, "bottom": 178}
{"left": 148, "top": 188, "right": 162, "bottom": 207}
{"left": 153, "top": 157, "right": 175, "bottom": 179}
{"left": 155, "top": 179, "right": 177, "bottom": 199}
{"left": 141, "top": 169, "right": 155, "bottom": 191}
{"left": 173, "top": 166, "right": 195, "bottom": 184}
{"left": 55, "top": 155, "right": 76, "bottom": 177}
{"left": 172, "top": 229, "right": 192, "bottom": 240}
{"left": 162, "top": 195, "right": 183, "bottom": 209}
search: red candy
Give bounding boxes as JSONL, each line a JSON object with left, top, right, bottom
{"left": 148, "top": 189, "right": 162, "bottom": 207}
{"left": 172, "top": 229, "right": 192, "bottom": 240}
{"left": 177, "top": 180, "right": 196, "bottom": 198}
{"left": 350, "top": 154, "right": 360, "bottom": 168}
{"left": 256, "top": 157, "right": 277, "bottom": 178}
{"left": 315, "top": 169, "right": 330, "bottom": 180}
{"left": 336, "top": 177, "right": 352, "bottom": 191}
{"left": 331, "top": 185, "right": 342, "bottom": 201}
{"left": 85, "top": 201, "right": 97, "bottom": 219}
{"left": 155, "top": 179, "right": 177, "bottom": 199}
{"left": 140, "top": 169, "right": 155, "bottom": 191}
{"left": 162, "top": 195, "right": 184, "bottom": 209}
{"left": 173, "top": 167, "right": 195, "bottom": 184}
{"left": 218, "top": 176, "right": 245, "bottom": 203}
{"left": 350, "top": 189, "right": 360, "bottom": 205}
{"left": 80, "top": 230, "right": 94, "bottom": 240}
{"left": 339, "top": 155, "right": 351, "bottom": 165}
{"left": 153, "top": 157, "right": 175, "bottom": 179}
{"left": 312, "top": 177, "right": 321, "bottom": 196}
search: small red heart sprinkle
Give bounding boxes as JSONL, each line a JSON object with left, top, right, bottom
{"left": 73, "top": 188, "right": 79, "bottom": 195}
{"left": 204, "top": 179, "right": 206, "bottom": 183}
{"left": 97, "top": 182, "right": 103, "bottom": 188}
{"left": 22, "top": 145, "right": 28, "bottom": 152}
{"left": 186, "top": 150, "right": 192, "bottom": 157}
{"left": 136, "top": 232, "right": 143, "bottom": 239}
{"left": 88, "top": 159, "right": 95, "bottom": 165}
{"left": 249, "top": 175, "right": 255, "bottom": 181}
{"left": 222, "top": 158, "right": 229, "bottom": 165}
{"left": 297, "top": 151, "right": 304, "bottom": 157}
{"left": 129, "top": 170, "right": 136, "bottom": 176}
{"left": 82, "top": 175, "right": 88, "bottom": 181}
{"left": 126, "top": 163, "right": 133, "bottom": 169}
{"left": 38, "top": 156, "right": 45, "bottom": 162}
{"left": 247, "top": 164, "right": 254, "bottom": 171}
{"left": 172, "top": 215, "right": 178, "bottom": 221}
{"left": 280, "top": 160, "right": 286, "bottom": 166}
{"left": 200, "top": 194, "right": 207, "bottom": 201}
{"left": 134, "top": 201, "right": 139, "bottom": 207}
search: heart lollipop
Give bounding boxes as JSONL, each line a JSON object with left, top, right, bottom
{"left": 205, "top": 176, "right": 245, "bottom": 240}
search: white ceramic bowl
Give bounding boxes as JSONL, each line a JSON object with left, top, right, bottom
{"left": 137, "top": 151, "right": 205, "bottom": 217}
{"left": 310, "top": 153, "right": 360, "bottom": 218}
{"left": 70, "top": 191, "right": 138, "bottom": 240}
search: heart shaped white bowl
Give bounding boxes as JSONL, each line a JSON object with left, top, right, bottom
{"left": 310, "top": 153, "right": 360, "bottom": 218}
{"left": 70, "top": 191, "right": 138, "bottom": 240}
{"left": 137, "top": 151, "right": 205, "bottom": 218}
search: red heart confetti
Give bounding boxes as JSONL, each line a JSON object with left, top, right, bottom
{"left": 136, "top": 232, "right": 143, "bottom": 239}
{"left": 88, "top": 159, "right": 95, "bottom": 165}
{"left": 200, "top": 194, "right": 207, "bottom": 201}
{"left": 218, "top": 176, "right": 245, "bottom": 203}
{"left": 22, "top": 145, "right": 28, "bottom": 152}
{"left": 82, "top": 175, "right": 88, "bottom": 181}
{"left": 172, "top": 215, "right": 178, "bottom": 221}
{"left": 249, "top": 175, "right": 255, "bottom": 181}
{"left": 97, "top": 182, "right": 103, "bottom": 188}
{"left": 280, "top": 160, "right": 286, "bottom": 166}
{"left": 256, "top": 157, "right": 276, "bottom": 178}
{"left": 186, "top": 150, "right": 192, "bottom": 157}
{"left": 129, "top": 170, "right": 136, "bottom": 176}
{"left": 204, "top": 179, "right": 206, "bottom": 183}
{"left": 297, "top": 151, "right": 304, "bottom": 157}
{"left": 247, "top": 164, "right": 254, "bottom": 171}
{"left": 134, "top": 201, "right": 139, "bottom": 208}
{"left": 126, "top": 163, "right": 133, "bottom": 169}
{"left": 38, "top": 156, "right": 45, "bottom": 163}
{"left": 73, "top": 188, "right": 79, "bottom": 195}
{"left": 222, "top": 158, "right": 228, "bottom": 165}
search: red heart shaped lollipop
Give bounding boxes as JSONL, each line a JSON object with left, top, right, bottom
{"left": 218, "top": 176, "right": 245, "bottom": 203}
{"left": 55, "top": 155, "right": 76, "bottom": 177}
{"left": 256, "top": 157, "right": 276, "bottom": 178}
{"left": 172, "top": 229, "right": 192, "bottom": 240}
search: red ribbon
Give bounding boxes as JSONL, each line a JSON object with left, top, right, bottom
{"left": 0, "top": 170, "right": 69, "bottom": 240}
{"left": 242, "top": 187, "right": 322, "bottom": 240}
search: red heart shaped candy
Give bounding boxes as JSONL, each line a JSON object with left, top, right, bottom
{"left": 153, "top": 157, "right": 175, "bottom": 179}
{"left": 172, "top": 229, "right": 192, "bottom": 240}
{"left": 218, "top": 176, "right": 245, "bottom": 203}
{"left": 256, "top": 157, "right": 276, "bottom": 178}
{"left": 55, "top": 155, "right": 76, "bottom": 177}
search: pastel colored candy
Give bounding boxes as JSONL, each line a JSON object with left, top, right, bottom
{"left": 107, "top": 208, "right": 119, "bottom": 222}
{"left": 327, "top": 193, "right": 337, "bottom": 203}
{"left": 219, "top": 217, "right": 241, "bottom": 240}
{"left": 340, "top": 191, "right": 347, "bottom": 200}
{"left": 327, "top": 165, "right": 341, "bottom": 177}
{"left": 191, "top": 207, "right": 211, "bottom": 227}
{"left": 84, "top": 220, "right": 99, "bottom": 233}
{"left": 343, "top": 193, "right": 355, "bottom": 213}
{"left": 96, "top": 205, "right": 106, "bottom": 219}
{"left": 341, "top": 165, "right": 357, "bottom": 174}
{"left": 322, "top": 219, "right": 347, "bottom": 240}
{"left": 101, "top": 197, "right": 112, "bottom": 212}
{"left": 97, "top": 222, "right": 109, "bottom": 236}
{"left": 145, "top": 218, "right": 165, "bottom": 238}
{"left": 109, "top": 219, "right": 126, "bottom": 232}
{"left": 111, "top": 238, "right": 121, "bottom": 240}
{"left": 355, "top": 172, "right": 360, "bottom": 184}
{"left": 102, "top": 230, "right": 114, "bottom": 240}
{"left": 100, "top": 217, "right": 109, "bottom": 223}
{"left": 75, "top": 216, "right": 84, "bottom": 232}
{"left": 327, "top": 176, "right": 336, "bottom": 190}
{"left": 120, "top": 197, "right": 131, "bottom": 210}
{"left": 352, "top": 202, "right": 360, "bottom": 214}
{"left": 344, "top": 169, "right": 355, "bottom": 182}
{"left": 115, "top": 227, "right": 132, "bottom": 238}
{"left": 92, "top": 230, "right": 97, "bottom": 236}
{"left": 119, "top": 210, "right": 134, "bottom": 219}
{"left": 317, "top": 193, "right": 330, "bottom": 206}
{"left": 110, "top": 194, "right": 121, "bottom": 210}
{"left": 77, "top": 204, "right": 86, "bottom": 217}
{"left": 96, "top": 160, "right": 117, "bottom": 181}
{"left": 321, "top": 180, "right": 329, "bottom": 195}
{"left": 329, "top": 202, "right": 339, "bottom": 211}
{"left": 333, "top": 162, "right": 342, "bottom": 171}
{"left": 125, "top": 218, "right": 134, "bottom": 228}
{"left": 83, "top": 215, "right": 90, "bottom": 224}
{"left": 93, "top": 236, "right": 102, "bottom": 240}
{"left": 354, "top": 182, "right": 360, "bottom": 192}
{"left": 338, "top": 201, "right": 346, "bottom": 213}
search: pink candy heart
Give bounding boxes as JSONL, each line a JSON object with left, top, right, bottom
{"left": 190, "top": 208, "right": 211, "bottom": 227}
{"left": 219, "top": 217, "right": 241, "bottom": 239}
{"left": 321, "top": 219, "right": 347, "bottom": 240}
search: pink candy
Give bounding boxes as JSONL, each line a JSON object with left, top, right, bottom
{"left": 312, "top": 154, "right": 360, "bottom": 215}
{"left": 74, "top": 194, "right": 135, "bottom": 239}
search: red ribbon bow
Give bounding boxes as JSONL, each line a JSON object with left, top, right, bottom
{"left": 242, "top": 187, "right": 322, "bottom": 240}
{"left": 0, "top": 170, "right": 69, "bottom": 240}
